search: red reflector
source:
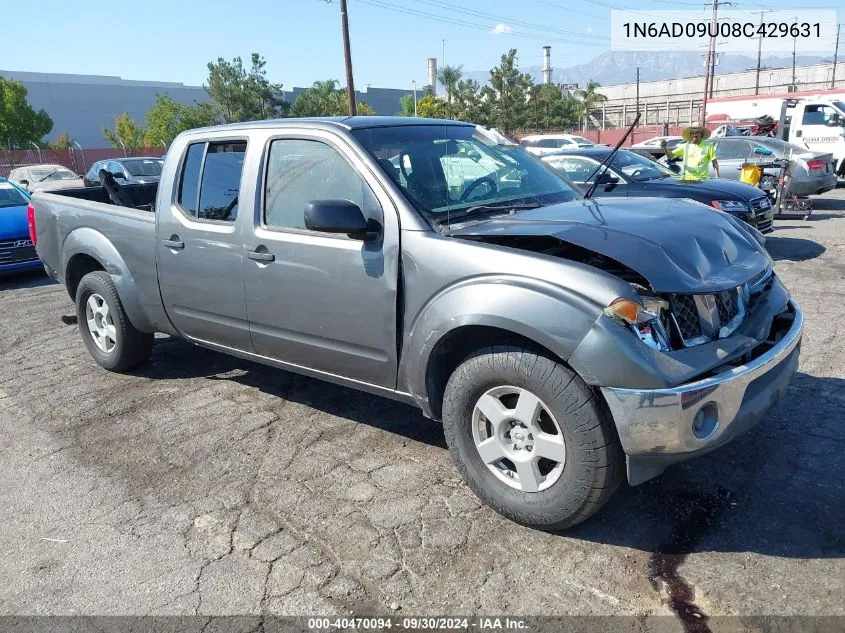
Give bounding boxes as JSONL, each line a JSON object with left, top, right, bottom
{"left": 27, "top": 203, "right": 37, "bottom": 246}
{"left": 807, "top": 159, "right": 824, "bottom": 170}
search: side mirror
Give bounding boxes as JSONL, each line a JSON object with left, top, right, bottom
{"left": 305, "top": 199, "right": 376, "bottom": 240}
{"left": 19, "top": 179, "right": 29, "bottom": 186}
{"left": 597, "top": 172, "right": 618, "bottom": 184}
{"left": 111, "top": 171, "right": 125, "bottom": 179}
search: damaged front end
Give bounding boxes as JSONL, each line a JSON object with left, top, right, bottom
{"left": 455, "top": 228, "right": 802, "bottom": 486}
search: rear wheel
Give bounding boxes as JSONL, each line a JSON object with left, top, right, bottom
{"left": 75, "top": 271, "right": 153, "bottom": 372}
{"left": 442, "top": 344, "right": 624, "bottom": 531}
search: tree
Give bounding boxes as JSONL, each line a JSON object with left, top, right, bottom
{"left": 103, "top": 113, "right": 144, "bottom": 149}
{"left": 452, "top": 79, "right": 489, "bottom": 126}
{"left": 292, "top": 80, "right": 374, "bottom": 116}
{"left": 143, "top": 94, "right": 219, "bottom": 147}
{"left": 0, "top": 77, "right": 53, "bottom": 148}
{"left": 398, "top": 93, "right": 415, "bottom": 117}
{"left": 575, "top": 80, "right": 607, "bottom": 129}
{"left": 532, "top": 83, "right": 579, "bottom": 132}
{"left": 437, "top": 65, "right": 463, "bottom": 104}
{"left": 50, "top": 133, "right": 74, "bottom": 150}
{"left": 416, "top": 89, "right": 449, "bottom": 119}
{"left": 487, "top": 49, "right": 533, "bottom": 134}
{"left": 292, "top": 80, "right": 342, "bottom": 117}
{"left": 205, "top": 53, "right": 289, "bottom": 123}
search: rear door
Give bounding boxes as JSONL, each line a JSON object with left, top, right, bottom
{"left": 156, "top": 137, "right": 253, "bottom": 351}
{"left": 242, "top": 129, "right": 399, "bottom": 388}
{"left": 713, "top": 139, "right": 752, "bottom": 179}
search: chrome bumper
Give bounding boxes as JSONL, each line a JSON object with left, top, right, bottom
{"left": 601, "top": 301, "right": 803, "bottom": 485}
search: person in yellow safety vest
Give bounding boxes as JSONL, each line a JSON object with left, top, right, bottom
{"left": 661, "top": 125, "right": 720, "bottom": 182}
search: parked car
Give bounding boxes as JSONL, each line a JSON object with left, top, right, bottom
{"left": 0, "top": 178, "right": 41, "bottom": 274}
{"left": 519, "top": 133, "right": 597, "bottom": 156}
{"left": 629, "top": 135, "right": 684, "bottom": 160}
{"left": 542, "top": 147, "right": 775, "bottom": 233}
{"left": 83, "top": 157, "right": 165, "bottom": 187}
{"left": 30, "top": 117, "right": 802, "bottom": 531}
{"left": 8, "top": 164, "right": 84, "bottom": 193}
{"left": 659, "top": 136, "right": 838, "bottom": 197}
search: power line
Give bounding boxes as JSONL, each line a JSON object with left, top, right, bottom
{"left": 354, "top": 0, "right": 608, "bottom": 46}
{"left": 410, "top": 0, "right": 610, "bottom": 41}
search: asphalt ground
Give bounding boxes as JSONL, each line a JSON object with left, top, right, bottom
{"left": 0, "top": 189, "right": 843, "bottom": 630}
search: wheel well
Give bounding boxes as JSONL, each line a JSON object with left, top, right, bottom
{"left": 425, "top": 325, "right": 564, "bottom": 420}
{"left": 66, "top": 254, "right": 105, "bottom": 301}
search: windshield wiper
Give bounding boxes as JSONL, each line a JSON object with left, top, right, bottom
{"left": 584, "top": 113, "right": 641, "bottom": 199}
{"left": 36, "top": 169, "right": 60, "bottom": 182}
{"left": 433, "top": 201, "right": 541, "bottom": 225}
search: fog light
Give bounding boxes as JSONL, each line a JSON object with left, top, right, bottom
{"left": 692, "top": 403, "right": 719, "bottom": 440}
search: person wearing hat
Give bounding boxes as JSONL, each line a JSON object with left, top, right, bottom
{"left": 661, "top": 125, "right": 719, "bottom": 181}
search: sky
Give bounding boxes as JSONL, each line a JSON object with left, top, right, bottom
{"left": 0, "top": 0, "right": 841, "bottom": 90}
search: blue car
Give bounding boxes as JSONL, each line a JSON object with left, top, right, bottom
{"left": 0, "top": 178, "right": 42, "bottom": 274}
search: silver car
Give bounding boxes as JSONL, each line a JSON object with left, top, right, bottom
{"left": 706, "top": 137, "right": 837, "bottom": 197}
{"left": 8, "top": 164, "right": 85, "bottom": 193}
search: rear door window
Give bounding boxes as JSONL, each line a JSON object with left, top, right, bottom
{"left": 715, "top": 140, "right": 751, "bottom": 160}
{"left": 177, "top": 141, "right": 246, "bottom": 222}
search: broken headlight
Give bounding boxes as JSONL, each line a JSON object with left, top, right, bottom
{"left": 604, "top": 297, "right": 671, "bottom": 351}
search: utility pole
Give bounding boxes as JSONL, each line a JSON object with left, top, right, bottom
{"left": 339, "top": 0, "right": 357, "bottom": 115}
{"left": 791, "top": 17, "right": 798, "bottom": 91}
{"left": 635, "top": 67, "right": 640, "bottom": 127}
{"left": 831, "top": 24, "right": 840, "bottom": 89}
{"left": 752, "top": 10, "right": 771, "bottom": 95}
{"left": 701, "top": 0, "right": 718, "bottom": 124}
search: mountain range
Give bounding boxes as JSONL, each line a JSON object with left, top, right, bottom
{"left": 462, "top": 51, "right": 826, "bottom": 87}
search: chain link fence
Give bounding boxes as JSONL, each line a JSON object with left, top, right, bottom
{"left": 0, "top": 146, "right": 166, "bottom": 179}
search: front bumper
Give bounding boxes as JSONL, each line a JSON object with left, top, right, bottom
{"left": 601, "top": 300, "right": 803, "bottom": 485}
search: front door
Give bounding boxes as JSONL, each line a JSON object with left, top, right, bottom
{"left": 793, "top": 103, "right": 845, "bottom": 157}
{"left": 157, "top": 138, "right": 253, "bottom": 351}
{"left": 242, "top": 132, "right": 399, "bottom": 388}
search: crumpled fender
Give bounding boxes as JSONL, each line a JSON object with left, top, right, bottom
{"left": 398, "top": 274, "right": 605, "bottom": 415}
{"left": 61, "top": 226, "right": 154, "bottom": 332}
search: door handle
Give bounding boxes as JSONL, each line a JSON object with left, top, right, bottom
{"left": 247, "top": 250, "right": 275, "bottom": 262}
{"left": 795, "top": 130, "right": 802, "bottom": 138}
{"left": 162, "top": 239, "right": 184, "bottom": 249}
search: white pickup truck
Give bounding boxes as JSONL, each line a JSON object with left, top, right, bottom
{"left": 708, "top": 95, "right": 845, "bottom": 177}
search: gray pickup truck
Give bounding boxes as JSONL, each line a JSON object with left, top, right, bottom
{"left": 30, "top": 117, "right": 803, "bottom": 530}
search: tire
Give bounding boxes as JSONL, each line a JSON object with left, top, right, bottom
{"left": 442, "top": 344, "right": 624, "bottom": 531}
{"left": 75, "top": 270, "right": 153, "bottom": 372}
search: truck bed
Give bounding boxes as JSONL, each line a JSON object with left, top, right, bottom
{"left": 49, "top": 183, "right": 158, "bottom": 210}
{"left": 31, "top": 183, "right": 170, "bottom": 333}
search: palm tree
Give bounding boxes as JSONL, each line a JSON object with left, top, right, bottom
{"left": 575, "top": 80, "right": 607, "bottom": 129}
{"left": 437, "top": 65, "right": 463, "bottom": 103}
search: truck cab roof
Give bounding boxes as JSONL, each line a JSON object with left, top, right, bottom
{"left": 181, "top": 116, "right": 476, "bottom": 137}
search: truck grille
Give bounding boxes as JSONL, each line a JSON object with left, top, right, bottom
{"left": 669, "top": 287, "right": 745, "bottom": 346}
{"left": 0, "top": 238, "right": 38, "bottom": 265}
{"left": 715, "top": 289, "right": 739, "bottom": 325}
{"left": 670, "top": 294, "right": 703, "bottom": 341}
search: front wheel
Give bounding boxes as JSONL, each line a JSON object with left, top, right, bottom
{"left": 75, "top": 270, "right": 153, "bottom": 372}
{"left": 442, "top": 345, "right": 624, "bottom": 531}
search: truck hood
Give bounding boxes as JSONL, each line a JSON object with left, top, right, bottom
{"left": 447, "top": 197, "right": 770, "bottom": 293}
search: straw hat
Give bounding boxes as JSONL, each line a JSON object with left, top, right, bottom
{"left": 682, "top": 125, "right": 711, "bottom": 141}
